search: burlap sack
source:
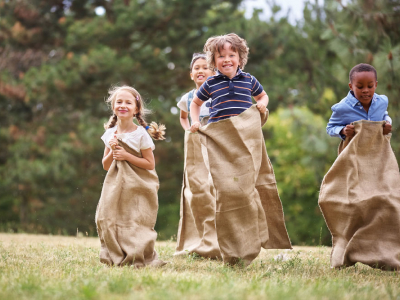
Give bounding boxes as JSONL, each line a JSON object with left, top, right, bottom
{"left": 95, "top": 140, "right": 165, "bottom": 267}
{"left": 319, "top": 120, "right": 400, "bottom": 270}
{"left": 198, "top": 105, "right": 292, "bottom": 266}
{"left": 175, "top": 132, "right": 222, "bottom": 258}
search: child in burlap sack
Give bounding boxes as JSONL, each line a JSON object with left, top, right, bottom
{"left": 327, "top": 63, "right": 392, "bottom": 138}
{"left": 320, "top": 64, "right": 400, "bottom": 270}
{"left": 189, "top": 33, "right": 291, "bottom": 266}
{"left": 96, "top": 85, "right": 166, "bottom": 267}
{"left": 177, "top": 53, "right": 214, "bottom": 129}
{"left": 175, "top": 53, "right": 221, "bottom": 259}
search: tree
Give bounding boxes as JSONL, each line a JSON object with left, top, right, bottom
{"left": 264, "top": 107, "right": 337, "bottom": 245}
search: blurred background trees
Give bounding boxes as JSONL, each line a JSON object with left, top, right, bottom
{"left": 1, "top": 0, "right": 399, "bottom": 245}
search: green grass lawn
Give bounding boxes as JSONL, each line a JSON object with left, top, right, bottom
{"left": 0, "top": 233, "right": 398, "bottom": 300}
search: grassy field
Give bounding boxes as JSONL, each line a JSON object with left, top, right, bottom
{"left": 0, "top": 233, "right": 399, "bottom": 300}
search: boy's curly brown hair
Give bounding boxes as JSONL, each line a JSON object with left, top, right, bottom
{"left": 203, "top": 33, "right": 249, "bottom": 71}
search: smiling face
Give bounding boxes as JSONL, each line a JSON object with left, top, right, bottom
{"left": 214, "top": 42, "right": 239, "bottom": 79}
{"left": 349, "top": 71, "right": 378, "bottom": 108}
{"left": 113, "top": 90, "right": 138, "bottom": 120}
{"left": 190, "top": 58, "right": 213, "bottom": 88}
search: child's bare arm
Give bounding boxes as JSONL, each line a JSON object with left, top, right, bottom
{"left": 102, "top": 147, "right": 114, "bottom": 171}
{"left": 180, "top": 110, "right": 190, "bottom": 130}
{"left": 254, "top": 91, "right": 269, "bottom": 113}
{"left": 113, "top": 146, "right": 155, "bottom": 170}
{"left": 102, "top": 135, "right": 119, "bottom": 171}
{"left": 190, "top": 96, "right": 203, "bottom": 132}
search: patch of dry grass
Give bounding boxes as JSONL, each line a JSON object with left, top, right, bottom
{"left": 0, "top": 233, "right": 399, "bottom": 300}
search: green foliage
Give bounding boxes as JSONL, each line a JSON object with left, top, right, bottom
{"left": 264, "top": 107, "right": 337, "bottom": 245}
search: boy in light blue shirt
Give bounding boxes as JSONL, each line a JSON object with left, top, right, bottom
{"left": 327, "top": 63, "right": 392, "bottom": 139}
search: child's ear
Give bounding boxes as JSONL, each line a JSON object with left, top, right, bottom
{"left": 375, "top": 81, "right": 378, "bottom": 88}
{"left": 190, "top": 72, "right": 194, "bottom": 81}
{"left": 348, "top": 82, "right": 353, "bottom": 91}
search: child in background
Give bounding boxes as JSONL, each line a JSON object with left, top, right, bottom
{"left": 177, "top": 53, "right": 214, "bottom": 129}
{"left": 96, "top": 85, "right": 166, "bottom": 267}
{"left": 189, "top": 33, "right": 269, "bottom": 131}
{"left": 327, "top": 63, "right": 392, "bottom": 138}
{"left": 175, "top": 53, "right": 221, "bottom": 259}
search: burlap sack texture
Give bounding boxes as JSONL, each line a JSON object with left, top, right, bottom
{"left": 96, "top": 140, "right": 166, "bottom": 267}
{"left": 198, "top": 105, "right": 292, "bottom": 266}
{"left": 319, "top": 120, "right": 400, "bottom": 270}
{"left": 175, "top": 131, "right": 222, "bottom": 258}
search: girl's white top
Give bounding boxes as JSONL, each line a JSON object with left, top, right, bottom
{"left": 101, "top": 125, "right": 155, "bottom": 152}
{"left": 177, "top": 89, "right": 211, "bottom": 116}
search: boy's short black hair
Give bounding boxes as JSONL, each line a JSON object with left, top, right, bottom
{"left": 349, "top": 63, "right": 377, "bottom": 82}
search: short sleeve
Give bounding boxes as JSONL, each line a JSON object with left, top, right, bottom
{"left": 251, "top": 76, "right": 264, "bottom": 97}
{"left": 196, "top": 81, "right": 211, "bottom": 101}
{"left": 100, "top": 127, "right": 116, "bottom": 149}
{"left": 177, "top": 92, "right": 189, "bottom": 112}
{"left": 140, "top": 130, "right": 155, "bottom": 150}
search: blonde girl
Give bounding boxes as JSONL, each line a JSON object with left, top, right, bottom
{"left": 102, "top": 86, "right": 165, "bottom": 170}
{"left": 96, "top": 85, "right": 166, "bottom": 268}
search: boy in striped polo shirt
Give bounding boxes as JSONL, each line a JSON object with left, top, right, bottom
{"left": 189, "top": 33, "right": 269, "bottom": 131}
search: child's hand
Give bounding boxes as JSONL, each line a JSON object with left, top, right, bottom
{"left": 341, "top": 125, "right": 355, "bottom": 137}
{"left": 190, "top": 122, "right": 201, "bottom": 133}
{"left": 112, "top": 146, "right": 129, "bottom": 161}
{"left": 109, "top": 135, "right": 118, "bottom": 150}
{"left": 256, "top": 102, "right": 267, "bottom": 114}
{"left": 383, "top": 122, "right": 392, "bottom": 135}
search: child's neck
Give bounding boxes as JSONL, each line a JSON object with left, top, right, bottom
{"left": 351, "top": 91, "right": 372, "bottom": 112}
{"left": 116, "top": 119, "right": 137, "bottom": 133}
{"left": 361, "top": 102, "right": 372, "bottom": 113}
{"left": 219, "top": 70, "right": 236, "bottom": 79}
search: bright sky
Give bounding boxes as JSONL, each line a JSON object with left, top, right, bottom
{"left": 241, "top": 0, "right": 321, "bottom": 22}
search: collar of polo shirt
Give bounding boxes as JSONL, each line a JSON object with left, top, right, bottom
{"left": 215, "top": 68, "right": 243, "bottom": 79}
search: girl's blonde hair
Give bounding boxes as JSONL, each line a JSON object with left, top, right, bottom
{"left": 104, "top": 85, "right": 166, "bottom": 140}
{"left": 203, "top": 33, "right": 249, "bottom": 71}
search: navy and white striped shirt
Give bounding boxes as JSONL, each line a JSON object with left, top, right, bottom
{"left": 196, "top": 68, "right": 264, "bottom": 123}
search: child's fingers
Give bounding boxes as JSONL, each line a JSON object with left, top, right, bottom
{"left": 190, "top": 122, "right": 200, "bottom": 133}
{"left": 256, "top": 103, "right": 266, "bottom": 112}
